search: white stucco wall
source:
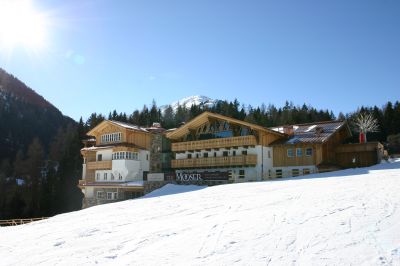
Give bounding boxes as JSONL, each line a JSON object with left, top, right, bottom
{"left": 96, "top": 149, "right": 112, "bottom": 161}
{"left": 94, "top": 149, "right": 150, "bottom": 182}
{"left": 112, "top": 159, "right": 142, "bottom": 181}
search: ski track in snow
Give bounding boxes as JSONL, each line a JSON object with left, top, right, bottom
{"left": 1, "top": 161, "right": 400, "bottom": 265}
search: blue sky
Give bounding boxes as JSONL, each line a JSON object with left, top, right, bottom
{"left": 0, "top": 0, "right": 399, "bottom": 121}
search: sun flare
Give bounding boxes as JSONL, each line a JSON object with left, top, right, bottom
{"left": 0, "top": 0, "right": 48, "bottom": 51}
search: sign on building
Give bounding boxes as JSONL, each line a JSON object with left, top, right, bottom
{"left": 176, "top": 171, "right": 230, "bottom": 182}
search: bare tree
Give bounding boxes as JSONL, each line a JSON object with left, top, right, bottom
{"left": 353, "top": 113, "right": 379, "bottom": 143}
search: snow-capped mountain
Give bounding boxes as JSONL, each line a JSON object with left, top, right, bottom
{"left": 160, "top": 95, "right": 217, "bottom": 113}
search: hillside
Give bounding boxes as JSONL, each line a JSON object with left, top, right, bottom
{"left": 0, "top": 68, "right": 75, "bottom": 161}
{"left": 1, "top": 161, "right": 400, "bottom": 265}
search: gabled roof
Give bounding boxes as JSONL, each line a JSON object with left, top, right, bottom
{"left": 270, "top": 120, "right": 351, "bottom": 145}
{"left": 87, "top": 120, "right": 149, "bottom": 136}
{"left": 109, "top": 120, "right": 149, "bottom": 132}
{"left": 166, "top": 111, "right": 285, "bottom": 140}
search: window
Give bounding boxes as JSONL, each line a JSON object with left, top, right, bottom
{"left": 107, "top": 192, "right": 113, "bottom": 200}
{"left": 111, "top": 173, "right": 114, "bottom": 180}
{"left": 97, "top": 154, "right": 102, "bottom": 161}
{"left": 232, "top": 150, "right": 236, "bottom": 156}
{"left": 292, "top": 169, "right": 300, "bottom": 177}
{"left": 146, "top": 154, "right": 149, "bottom": 160}
{"left": 119, "top": 173, "right": 123, "bottom": 180}
{"left": 106, "top": 192, "right": 118, "bottom": 200}
{"left": 296, "top": 148, "right": 302, "bottom": 157}
{"left": 203, "top": 153, "right": 208, "bottom": 158}
{"left": 96, "top": 173, "right": 100, "bottom": 180}
{"left": 101, "top": 132, "right": 122, "bottom": 144}
{"left": 306, "top": 148, "right": 313, "bottom": 156}
{"left": 104, "top": 173, "right": 107, "bottom": 180}
{"left": 303, "top": 168, "right": 311, "bottom": 175}
{"left": 268, "top": 150, "right": 271, "bottom": 158}
{"left": 287, "top": 148, "right": 294, "bottom": 157}
{"left": 275, "top": 169, "right": 282, "bottom": 178}
{"left": 242, "top": 150, "right": 247, "bottom": 155}
{"left": 239, "top": 169, "right": 245, "bottom": 178}
{"left": 97, "top": 191, "right": 104, "bottom": 199}
{"left": 113, "top": 152, "right": 138, "bottom": 160}
{"left": 187, "top": 154, "right": 192, "bottom": 159}
{"left": 196, "top": 154, "right": 199, "bottom": 158}
{"left": 223, "top": 151, "right": 229, "bottom": 157}
{"left": 214, "top": 152, "right": 217, "bottom": 157}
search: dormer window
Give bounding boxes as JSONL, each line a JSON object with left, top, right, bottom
{"left": 101, "top": 132, "right": 122, "bottom": 144}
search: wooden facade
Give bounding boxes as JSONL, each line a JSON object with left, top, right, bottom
{"left": 335, "top": 142, "right": 384, "bottom": 168}
{"left": 272, "top": 124, "right": 352, "bottom": 168}
{"left": 126, "top": 130, "right": 151, "bottom": 150}
{"left": 272, "top": 144, "right": 321, "bottom": 167}
{"left": 171, "top": 154, "right": 257, "bottom": 168}
{"left": 320, "top": 125, "right": 351, "bottom": 164}
{"left": 86, "top": 120, "right": 152, "bottom": 150}
{"left": 172, "top": 135, "right": 257, "bottom": 152}
{"left": 167, "top": 111, "right": 284, "bottom": 143}
{"left": 86, "top": 160, "right": 112, "bottom": 170}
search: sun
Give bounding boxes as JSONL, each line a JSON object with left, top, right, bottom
{"left": 0, "top": 0, "right": 48, "bottom": 51}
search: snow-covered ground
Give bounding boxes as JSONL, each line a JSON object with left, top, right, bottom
{"left": 1, "top": 161, "right": 400, "bottom": 265}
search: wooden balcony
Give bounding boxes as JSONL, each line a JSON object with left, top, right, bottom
{"left": 86, "top": 160, "right": 112, "bottom": 170}
{"left": 172, "top": 135, "right": 257, "bottom": 152}
{"left": 171, "top": 154, "right": 257, "bottom": 168}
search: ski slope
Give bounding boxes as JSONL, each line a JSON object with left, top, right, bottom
{"left": 1, "top": 161, "right": 400, "bottom": 265}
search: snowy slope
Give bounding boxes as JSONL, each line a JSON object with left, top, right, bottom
{"left": 160, "top": 95, "right": 217, "bottom": 113}
{"left": 1, "top": 162, "right": 400, "bottom": 265}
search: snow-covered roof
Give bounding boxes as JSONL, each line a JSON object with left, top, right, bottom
{"left": 81, "top": 146, "right": 114, "bottom": 151}
{"left": 109, "top": 120, "right": 149, "bottom": 132}
{"left": 81, "top": 181, "right": 144, "bottom": 188}
{"left": 271, "top": 120, "right": 350, "bottom": 145}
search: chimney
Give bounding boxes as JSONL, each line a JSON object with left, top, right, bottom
{"left": 359, "top": 132, "right": 366, "bottom": 143}
{"left": 283, "top": 126, "right": 294, "bottom": 136}
{"left": 315, "top": 126, "right": 324, "bottom": 136}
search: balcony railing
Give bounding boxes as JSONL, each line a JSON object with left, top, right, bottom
{"left": 172, "top": 135, "right": 257, "bottom": 152}
{"left": 171, "top": 154, "right": 257, "bottom": 168}
{"left": 86, "top": 160, "right": 112, "bottom": 170}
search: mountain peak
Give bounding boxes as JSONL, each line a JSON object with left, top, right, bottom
{"left": 160, "top": 95, "right": 217, "bottom": 113}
